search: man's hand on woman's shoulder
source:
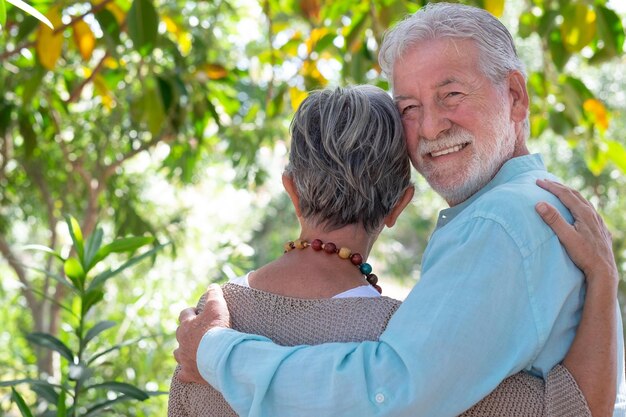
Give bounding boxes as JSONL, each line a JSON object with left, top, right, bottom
{"left": 174, "top": 284, "right": 231, "bottom": 384}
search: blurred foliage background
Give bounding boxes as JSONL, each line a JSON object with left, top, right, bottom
{"left": 1, "top": 0, "right": 625, "bottom": 414}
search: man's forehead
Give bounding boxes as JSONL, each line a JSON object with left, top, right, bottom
{"left": 392, "top": 76, "right": 466, "bottom": 100}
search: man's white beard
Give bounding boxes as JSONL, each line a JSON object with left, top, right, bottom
{"left": 419, "top": 117, "right": 515, "bottom": 206}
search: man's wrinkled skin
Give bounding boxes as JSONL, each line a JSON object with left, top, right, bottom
{"left": 174, "top": 284, "right": 231, "bottom": 383}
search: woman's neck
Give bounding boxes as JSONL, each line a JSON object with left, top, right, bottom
{"left": 299, "top": 222, "right": 377, "bottom": 260}
{"left": 248, "top": 222, "right": 380, "bottom": 299}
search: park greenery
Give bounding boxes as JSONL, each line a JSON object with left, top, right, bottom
{"left": 1, "top": 0, "right": 625, "bottom": 414}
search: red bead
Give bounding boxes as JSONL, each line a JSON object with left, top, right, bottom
{"left": 366, "top": 274, "right": 378, "bottom": 285}
{"left": 311, "top": 239, "right": 323, "bottom": 251}
{"left": 373, "top": 284, "right": 382, "bottom": 294}
{"left": 350, "top": 253, "right": 363, "bottom": 266}
{"left": 324, "top": 242, "right": 337, "bottom": 254}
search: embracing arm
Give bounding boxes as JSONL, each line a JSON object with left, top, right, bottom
{"left": 179, "top": 211, "right": 580, "bottom": 417}
{"left": 536, "top": 179, "right": 618, "bottom": 417}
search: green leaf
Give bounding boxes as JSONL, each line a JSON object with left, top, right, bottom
{"left": 560, "top": 2, "right": 596, "bottom": 53}
{"left": 5, "top": 0, "right": 53, "bottom": 29}
{"left": 548, "top": 28, "right": 572, "bottom": 70}
{"left": 0, "top": 378, "right": 59, "bottom": 387}
{"left": 538, "top": 9, "right": 559, "bottom": 38}
{"left": 94, "top": 236, "right": 154, "bottom": 263}
{"left": 82, "top": 288, "right": 104, "bottom": 316}
{"left": 127, "top": 0, "right": 158, "bottom": 56}
{"left": 143, "top": 80, "right": 165, "bottom": 135}
{"left": 11, "top": 387, "right": 34, "bottom": 417}
{"left": 88, "top": 242, "right": 167, "bottom": 292}
{"left": 27, "top": 285, "right": 76, "bottom": 317}
{"left": 85, "top": 382, "right": 150, "bottom": 401}
{"left": 560, "top": 76, "right": 593, "bottom": 124}
{"left": 517, "top": 11, "right": 536, "bottom": 39}
{"left": 584, "top": 143, "right": 608, "bottom": 176}
{"left": 0, "top": 102, "right": 13, "bottom": 138}
{"left": 83, "top": 395, "right": 139, "bottom": 417}
{"left": 21, "top": 65, "right": 45, "bottom": 105}
{"left": 22, "top": 264, "right": 76, "bottom": 292}
{"left": 30, "top": 382, "right": 59, "bottom": 404}
{"left": 548, "top": 110, "right": 574, "bottom": 136}
{"left": 605, "top": 139, "right": 626, "bottom": 173}
{"left": 21, "top": 244, "right": 64, "bottom": 261}
{"left": 95, "top": 9, "right": 121, "bottom": 51}
{"left": 591, "top": 5, "right": 625, "bottom": 63}
{"left": 64, "top": 257, "right": 85, "bottom": 289}
{"left": 84, "top": 227, "right": 104, "bottom": 271}
{"left": 16, "top": 15, "right": 38, "bottom": 42}
{"left": 84, "top": 320, "right": 116, "bottom": 346}
{"left": 56, "top": 387, "right": 66, "bottom": 417}
{"left": 18, "top": 113, "right": 37, "bottom": 159}
{"left": 65, "top": 215, "right": 85, "bottom": 261}
{"left": 26, "top": 332, "right": 74, "bottom": 362}
{"left": 0, "top": 0, "right": 7, "bottom": 26}
{"left": 87, "top": 334, "right": 157, "bottom": 365}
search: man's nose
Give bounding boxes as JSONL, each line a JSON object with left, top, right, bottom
{"left": 419, "top": 105, "right": 451, "bottom": 141}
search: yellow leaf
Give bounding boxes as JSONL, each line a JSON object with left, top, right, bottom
{"left": 289, "top": 87, "right": 308, "bottom": 113}
{"left": 105, "top": 2, "right": 126, "bottom": 24}
{"left": 561, "top": 3, "right": 596, "bottom": 53}
{"left": 35, "top": 8, "right": 63, "bottom": 70}
{"left": 73, "top": 20, "right": 95, "bottom": 60}
{"left": 583, "top": 98, "right": 609, "bottom": 131}
{"left": 305, "top": 27, "right": 328, "bottom": 54}
{"left": 94, "top": 74, "right": 115, "bottom": 110}
{"left": 178, "top": 32, "right": 192, "bottom": 55}
{"left": 301, "top": 59, "right": 327, "bottom": 86}
{"left": 162, "top": 16, "right": 192, "bottom": 55}
{"left": 200, "top": 63, "right": 228, "bottom": 80}
{"left": 484, "top": 0, "right": 505, "bottom": 17}
{"left": 104, "top": 56, "right": 119, "bottom": 69}
{"left": 162, "top": 16, "right": 179, "bottom": 35}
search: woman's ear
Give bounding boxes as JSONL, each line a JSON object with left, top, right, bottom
{"left": 384, "top": 185, "right": 415, "bottom": 228}
{"left": 282, "top": 173, "right": 302, "bottom": 217}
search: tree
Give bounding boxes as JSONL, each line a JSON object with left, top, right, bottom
{"left": 1, "top": 0, "right": 625, "bottom": 413}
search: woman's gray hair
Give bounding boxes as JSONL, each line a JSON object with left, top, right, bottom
{"left": 285, "top": 85, "right": 411, "bottom": 233}
{"left": 379, "top": 2, "right": 526, "bottom": 86}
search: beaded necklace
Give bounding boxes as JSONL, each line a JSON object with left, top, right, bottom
{"left": 283, "top": 238, "right": 382, "bottom": 294}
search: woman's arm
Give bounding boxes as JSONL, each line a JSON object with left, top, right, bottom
{"left": 536, "top": 179, "right": 618, "bottom": 417}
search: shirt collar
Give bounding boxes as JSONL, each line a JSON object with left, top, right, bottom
{"left": 435, "top": 154, "right": 546, "bottom": 229}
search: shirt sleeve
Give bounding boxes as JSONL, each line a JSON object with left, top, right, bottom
{"left": 196, "top": 216, "right": 578, "bottom": 417}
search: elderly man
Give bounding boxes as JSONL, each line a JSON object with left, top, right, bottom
{"left": 174, "top": 3, "right": 626, "bottom": 416}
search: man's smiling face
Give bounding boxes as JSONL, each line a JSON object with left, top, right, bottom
{"left": 393, "top": 38, "right": 518, "bottom": 206}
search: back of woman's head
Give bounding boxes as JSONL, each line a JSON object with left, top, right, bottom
{"left": 286, "top": 85, "right": 411, "bottom": 233}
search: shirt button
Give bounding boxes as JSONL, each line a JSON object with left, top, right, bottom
{"left": 375, "top": 393, "right": 385, "bottom": 403}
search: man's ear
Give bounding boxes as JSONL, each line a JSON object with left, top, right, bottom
{"left": 282, "top": 173, "right": 302, "bottom": 217}
{"left": 508, "top": 70, "right": 529, "bottom": 123}
{"left": 384, "top": 185, "right": 415, "bottom": 228}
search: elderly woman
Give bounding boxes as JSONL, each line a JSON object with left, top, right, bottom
{"left": 169, "top": 85, "right": 616, "bottom": 416}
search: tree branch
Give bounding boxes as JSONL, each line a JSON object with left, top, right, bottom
{"left": 103, "top": 133, "right": 171, "bottom": 180}
{"left": 66, "top": 52, "right": 109, "bottom": 104}
{"left": 0, "top": 234, "right": 38, "bottom": 312}
{"left": 23, "top": 161, "right": 59, "bottom": 296}
{"left": 53, "top": 0, "right": 116, "bottom": 36}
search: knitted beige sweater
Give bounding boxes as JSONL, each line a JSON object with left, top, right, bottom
{"left": 168, "top": 283, "right": 591, "bottom": 416}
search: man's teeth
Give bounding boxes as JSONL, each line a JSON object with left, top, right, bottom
{"left": 431, "top": 144, "right": 465, "bottom": 157}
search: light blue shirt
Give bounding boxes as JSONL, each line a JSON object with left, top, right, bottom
{"left": 197, "top": 154, "right": 626, "bottom": 416}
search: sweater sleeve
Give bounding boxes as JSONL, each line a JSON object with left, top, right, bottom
{"left": 544, "top": 365, "right": 591, "bottom": 417}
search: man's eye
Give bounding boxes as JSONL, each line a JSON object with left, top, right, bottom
{"left": 401, "top": 105, "right": 417, "bottom": 114}
{"left": 446, "top": 92, "right": 462, "bottom": 98}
